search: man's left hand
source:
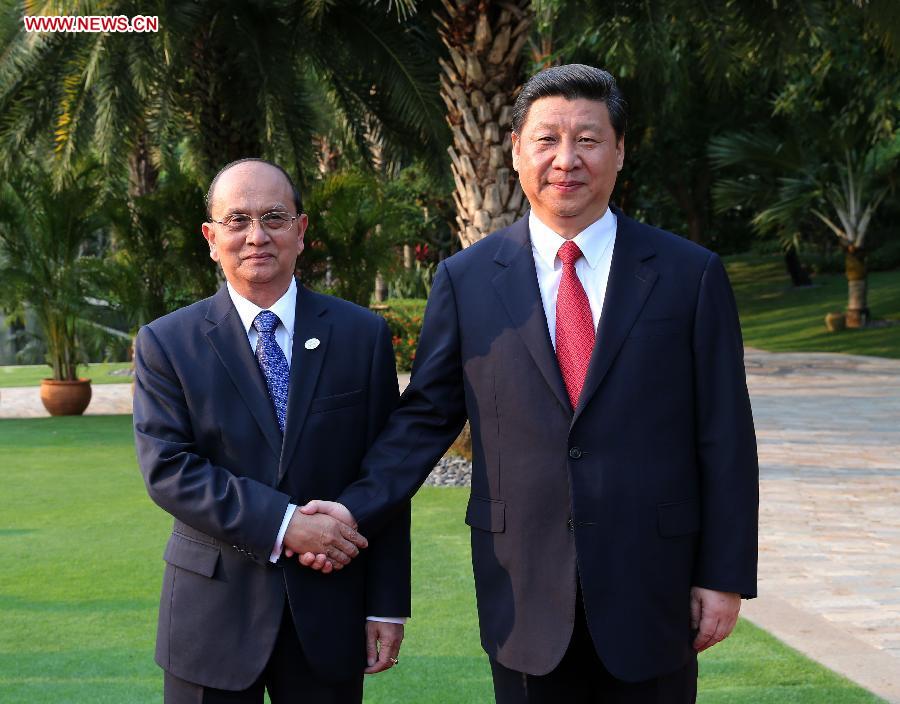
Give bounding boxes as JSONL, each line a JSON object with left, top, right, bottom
{"left": 690, "top": 586, "right": 741, "bottom": 652}
{"left": 364, "top": 621, "right": 404, "bottom": 674}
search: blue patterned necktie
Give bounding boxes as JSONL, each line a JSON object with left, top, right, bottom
{"left": 252, "top": 310, "right": 290, "bottom": 433}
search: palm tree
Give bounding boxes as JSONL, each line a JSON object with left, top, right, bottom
{"left": 0, "top": 0, "right": 447, "bottom": 332}
{"left": 710, "top": 131, "right": 899, "bottom": 326}
{"left": 437, "top": 0, "right": 531, "bottom": 247}
{"left": 0, "top": 159, "right": 105, "bottom": 380}
{"left": 0, "top": 0, "right": 445, "bottom": 189}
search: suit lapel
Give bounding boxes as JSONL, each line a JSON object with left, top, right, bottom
{"left": 277, "top": 283, "right": 331, "bottom": 482}
{"left": 492, "top": 218, "right": 571, "bottom": 413}
{"left": 204, "top": 286, "right": 283, "bottom": 461}
{"left": 573, "top": 209, "right": 658, "bottom": 423}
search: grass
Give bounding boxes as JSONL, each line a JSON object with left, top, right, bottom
{"left": 0, "top": 416, "right": 887, "bottom": 703}
{"left": 0, "top": 362, "right": 133, "bottom": 388}
{"left": 727, "top": 256, "right": 900, "bottom": 359}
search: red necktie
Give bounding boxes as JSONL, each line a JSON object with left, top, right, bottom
{"left": 556, "top": 241, "right": 595, "bottom": 409}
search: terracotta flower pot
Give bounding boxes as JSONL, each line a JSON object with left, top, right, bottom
{"left": 39, "top": 378, "right": 92, "bottom": 416}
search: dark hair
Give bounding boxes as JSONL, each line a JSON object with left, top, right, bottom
{"left": 511, "top": 64, "right": 627, "bottom": 140}
{"left": 205, "top": 158, "right": 303, "bottom": 220}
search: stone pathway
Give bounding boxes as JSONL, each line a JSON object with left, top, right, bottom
{"left": 1, "top": 354, "right": 898, "bottom": 700}
{"left": 741, "top": 350, "right": 900, "bottom": 702}
{"left": 0, "top": 382, "right": 134, "bottom": 418}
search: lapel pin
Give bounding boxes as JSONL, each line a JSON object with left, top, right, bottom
{"left": 304, "top": 338, "right": 320, "bottom": 350}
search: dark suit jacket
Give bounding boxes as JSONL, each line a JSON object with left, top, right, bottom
{"left": 339, "top": 209, "right": 758, "bottom": 682}
{"left": 133, "top": 280, "right": 410, "bottom": 690}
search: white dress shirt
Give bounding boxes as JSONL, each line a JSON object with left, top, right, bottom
{"left": 529, "top": 208, "right": 617, "bottom": 347}
{"left": 227, "top": 279, "right": 403, "bottom": 624}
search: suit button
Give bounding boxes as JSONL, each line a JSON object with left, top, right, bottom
{"left": 569, "top": 446, "right": 582, "bottom": 459}
{"left": 567, "top": 518, "right": 575, "bottom": 532}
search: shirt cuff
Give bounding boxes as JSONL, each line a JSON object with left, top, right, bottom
{"left": 366, "top": 616, "right": 408, "bottom": 624}
{"left": 269, "top": 503, "right": 297, "bottom": 563}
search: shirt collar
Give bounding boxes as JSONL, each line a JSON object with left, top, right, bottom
{"left": 529, "top": 208, "right": 617, "bottom": 269}
{"left": 226, "top": 277, "right": 297, "bottom": 338}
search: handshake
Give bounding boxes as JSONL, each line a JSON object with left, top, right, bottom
{"left": 282, "top": 500, "right": 364, "bottom": 574}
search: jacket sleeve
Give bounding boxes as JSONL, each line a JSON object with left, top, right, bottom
{"left": 339, "top": 261, "right": 468, "bottom": 534}
{"left": 691, "top": 254, "right": 759, "bottom": 598}
{"left": 133, "top": 324, "right": 291, "bottom": 565}
{"left": 362, "top": 318, "right": 411, "bottom": 617}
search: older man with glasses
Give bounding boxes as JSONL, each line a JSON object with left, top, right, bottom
{"left": 133, "top": 158, "right": 409, "bottom": 703}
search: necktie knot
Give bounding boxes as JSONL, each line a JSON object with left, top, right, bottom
{"left": 558, "top": 241, "right": 584, "bottom": 267}
{"left": 253, "top": 310, "right": 280, "bottom": 334}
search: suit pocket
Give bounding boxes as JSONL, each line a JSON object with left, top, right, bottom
{"left": 657, "top": 499, "right": 700, "bottom": 538}
{"left": 465, "top": 496, "right": 505, "bottom": 533}
{"left": 309, "top": 389, "right": 363, "bottom": 414}
{"left": 164, "top": 532, "right": 220, "bottom": 578}
{"left": 627, "top": 318, "right": 683, "bottom": 340}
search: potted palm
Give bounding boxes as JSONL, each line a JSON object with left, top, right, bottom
{"left": 0, "top": 161, "right": 105, "bottom": 415}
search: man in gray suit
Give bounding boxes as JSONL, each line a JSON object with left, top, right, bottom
{"left": 134, "top": 158, "right": 409, "bottom": 703}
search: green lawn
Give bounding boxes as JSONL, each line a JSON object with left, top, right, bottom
{"left": 727, "top": 256, "right": 900, "bottom": 358}
{"left": 0, "top": 416, "right": 886, "bottom": 703}
{"left": 0, "top": 362, "right": 133, "bottom": 388}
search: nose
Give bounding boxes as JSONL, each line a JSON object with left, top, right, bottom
{"left": 245, "top": 218, "right": 270, "bottom": 244}
{"left": 552, "top": 138, "right": 580, "bottom": 171}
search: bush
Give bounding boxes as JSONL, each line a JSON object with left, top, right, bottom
{"left": 869, "top": 239, "right": 900, "bottom": 271}
{"left": 375, "top": 299, "right": 426, "bottom": 372}
{"left": 804, "top": 250, "right": 845, "bottom": 275}
{"left": 386, "top": 261, "right": 435, "bottom": 299}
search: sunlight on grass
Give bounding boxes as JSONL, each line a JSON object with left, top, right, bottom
{"left": 726, "top": 256, "right": 900, "bottom": 359}
{"left": 0, "top": 416, "right": 886, "bottom": 703}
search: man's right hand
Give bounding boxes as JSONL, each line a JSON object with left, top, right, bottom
{"left": 288, "top": 501, "right": 358, "bottom": 572}
{"left": 281, "top": 506, "right": 367, "bottom": 572}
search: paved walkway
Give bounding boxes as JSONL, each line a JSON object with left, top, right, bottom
{"left": 1, "top": 352, "right": 898, "bottom": 700}
{"left": 741, "top": 350, "right": 900, "bottom": 702}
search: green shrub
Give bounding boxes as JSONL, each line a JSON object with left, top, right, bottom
{"left": 375, "top": 299, "right": 426, "bottom": 372}
{"left": 869, "top": 239, "right": 900, "bottom": 271}
{"left": 804, "top": 250, "right": 845, "bottom": 275}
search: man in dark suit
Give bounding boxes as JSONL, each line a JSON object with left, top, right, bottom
{"left": 133, "top": 158, "right": 409, "bottom": 703}
{"left": 301, "top": 65, "right": 758, "bottom": 702}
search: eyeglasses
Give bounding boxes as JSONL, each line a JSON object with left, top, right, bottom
{"left": 209, "top": 212, "right": 301, "bottom": 233}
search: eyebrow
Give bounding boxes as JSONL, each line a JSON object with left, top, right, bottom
{"left": 221, "top": 203, "right": 290, "bottom": 215}
{"left": 531, "top": 122, "right": 601, "bottom": 132}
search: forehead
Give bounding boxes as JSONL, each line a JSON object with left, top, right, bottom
{"left": 211, "top": 163, "right": 293, "bottom": 212}
{"left": 521, "top": 96, "right": 611, "bottom": 131}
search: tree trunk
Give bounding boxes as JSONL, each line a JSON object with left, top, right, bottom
{"left": 784, "top": 244, "right": 812, "bottom": 287}
{"left": 187, "top": 36, "right": 263, "bottom": 178}
{"left": 438, "top": 0, "right": 531, "bottom": 248}
{"left": 127, "top": 131, "right": 158, "bottom": 199}
{"left": 667, "top": 170, "right": 711, "bottom": 245}
{"left": 373, "top": 272, "right": 387, "bottom": 303}
{"left": 845, "top": 246, "right": 868, "bottom": 328}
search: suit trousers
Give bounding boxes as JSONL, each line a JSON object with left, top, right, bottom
{"left": 163, "top": 605, "right": 364, "bottom": 704}
{"left": 490, "top": 589, "right": 697, "bottom": 704}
